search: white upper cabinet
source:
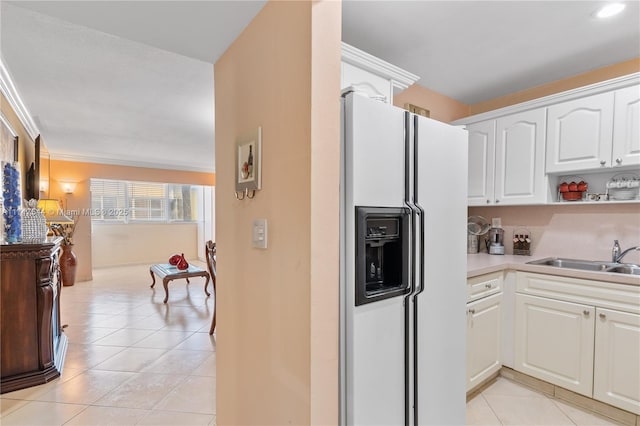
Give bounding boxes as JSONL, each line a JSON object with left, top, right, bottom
{"left": 545, "top": 92, "right": 615, "bottom": 173}
{"left": 467, "top": 121, "right": 496, "bottom": 205}
{"left": 341, "top": 42, "right": 419, "bottom": 105}
{"left": 612, "top": 85, "right": 640, "bottom": 168}
{"left": 467, "top": 109, "right": 547, "bottom": 206}
{"left": 495, "top": 109, "right": 547, "bottom": 205}
{"left": 546, "top": 85, "right": 640, "bottom": 173}
{"left": 457, "top": 75, "right": 640, "bottom": 205}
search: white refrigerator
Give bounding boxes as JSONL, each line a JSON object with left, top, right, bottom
{"left": 340, "top": 91, "right": 468, "bottom": 425}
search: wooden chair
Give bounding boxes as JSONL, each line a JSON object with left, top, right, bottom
{"left": 206, "top": 241, "right": 217, "bottom": 335}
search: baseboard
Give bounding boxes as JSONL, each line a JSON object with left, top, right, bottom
{"left": 466, "top": 371, "right": 500, "bottom": 402}
{"left": 500, "top": 367, "right": 639, "bottom": 426}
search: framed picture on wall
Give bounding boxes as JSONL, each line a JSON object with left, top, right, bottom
{"left": 0, "top": 111, "right": 18, "bottom": 163}
{"left": 235, "top": 126, "right": 262, "bottom": 197}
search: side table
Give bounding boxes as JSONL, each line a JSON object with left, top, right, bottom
{"left": 149, "top": 263, "right": 210, "bottom": 303}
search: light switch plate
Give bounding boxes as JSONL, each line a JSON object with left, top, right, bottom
{"left": 252, "top": 218, "right": 267, "bottom": 249}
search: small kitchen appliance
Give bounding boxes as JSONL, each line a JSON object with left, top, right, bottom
{"left": 487, "top": 217, "right": 505, "bottom": 255}
{"left": 467, "top": 215, "right": 490, "bottom": 254}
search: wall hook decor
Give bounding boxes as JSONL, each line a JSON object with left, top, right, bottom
{"left": 234, "top": 126, "right": 262, "bottom": 201}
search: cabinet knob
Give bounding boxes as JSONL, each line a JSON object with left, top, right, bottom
{"left": 486, "top": 199, "right": 490, "bottom": 204}
{"left": 583, "top": 310, "right": 590, "bottom": 317}
{"left": 485, "top": 283, "right": 492, "bottom": 289}
{"left": 468, "top": 308, "right": 475, "bottom": 314}
{"left": 600, "top": 160, "right": 606, "bottom": 166}
{"left": 599, "top": 313, "right": 606, "bottom": 319}
{"left": 615, "top": 158, "right": 622, "bottom": 165}
{"left": 495, "top": 199, "right": 500, "bottom": 204}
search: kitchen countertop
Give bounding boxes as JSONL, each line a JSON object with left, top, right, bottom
{"left": 467, "top": 253, "right": 640, "bottom": 286}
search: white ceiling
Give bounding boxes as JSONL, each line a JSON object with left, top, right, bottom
{"left": 1, "top": 1, "right": 639, "bottom": 172}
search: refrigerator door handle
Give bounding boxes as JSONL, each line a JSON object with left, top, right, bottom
{"left": 413, "top": 114, "right": 426, "bottom": 298}
{"left": 403, "top": 111, "right": 424, "bottom": 426}
{"left": 411, "top": 114, "right": 426, "bottom": 426}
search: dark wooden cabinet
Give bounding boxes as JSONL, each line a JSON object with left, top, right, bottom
{"left": 1, "top": 238, "right": 68, "bottom": 394}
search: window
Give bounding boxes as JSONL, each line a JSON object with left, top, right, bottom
{"left": 90, "top": 179, "right": 200, "bottom": 223}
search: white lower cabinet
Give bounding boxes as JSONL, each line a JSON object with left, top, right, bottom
{"left": 466, "top": 272, "right": 503, "bottom": 392}
{"left": 514, "top": 294, "right": 594, "bottom": 396}
{"left": 593, "top": 307, "right": 640, "bottom": 414}
{"left": 467, "top": 292, "right": 502, "bottom": 391}
{"left": 515, "top": 271, "right": 640, "bottom": 414}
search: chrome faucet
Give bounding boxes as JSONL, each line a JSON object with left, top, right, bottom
{"left": 612, "top": 240, "right": 620, "bottom": 262}
{"left": 612, "top": 240, "right": 640, "bottom": 263}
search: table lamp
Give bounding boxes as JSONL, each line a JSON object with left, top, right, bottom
{"left": 37, "top": 199, "right": 73, "bottom": 235}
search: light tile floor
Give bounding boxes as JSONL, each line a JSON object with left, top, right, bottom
{"left": 1, "top": 263, "right": 216, "bottom": 426}
{"left": 0, "top": 263, "right": 626, "bottom": 425}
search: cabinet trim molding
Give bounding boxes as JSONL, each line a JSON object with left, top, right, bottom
{"left": 341, "top": 42, "right": 420, "bottom": 91}
{"left": 453, "top": 73, "right": 640, "bottom": 126}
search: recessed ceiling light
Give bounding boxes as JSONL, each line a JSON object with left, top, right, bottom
{"left": 595, "top": 2, "right": 626, "bottom": 18}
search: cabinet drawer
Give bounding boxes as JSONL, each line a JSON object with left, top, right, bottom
{"left": 516, "top": 271, "right": 640, "bottom": 314}
{"left": 468, "top": 272, "right": 503, "bottom": 302}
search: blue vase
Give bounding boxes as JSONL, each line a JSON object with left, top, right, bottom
{"left": 2, "top": 161, "right": 22, "bottom": 243}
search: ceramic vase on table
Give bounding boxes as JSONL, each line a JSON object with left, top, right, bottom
{"left": 60, "top": 244, "right": 77, "bottom": 286}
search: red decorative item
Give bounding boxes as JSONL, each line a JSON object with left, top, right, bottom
{"left": 559, "top": 182, "right": 569, "bottom": 193}
{"left": 177, "top": 254, "right": 189, "bottom": 270}
{"left": 559, "top": 179, "right": 588, "bottom": 201}
{"left": 169, "top": 254, "right": 182, "bottom": 266}
{"left": 562, "top": 191, "right": 583, "bottom": 201}
{"left": 168, "top": 253, "right": 188, "bottom": 269}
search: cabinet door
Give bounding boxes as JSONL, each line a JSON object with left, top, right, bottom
{"left": 546, "top": 92, "right": 615, "bottom": 172}
{"left": 515, "top": 294, "right": 594, "bottom": 396}
{"left": 593, "top": 308, "right": 640, "bottom": 414}
{"left": 612, "top": 85, "right": 640, "bottom": 168}
{"left": 494, "top": 109, "right": 547, "bottom": 205}
{"left": 467, "top": 292, "right": 502, "bottom": 391}
{"left": 467, "top": 121, "right": 496, "bottom": 206}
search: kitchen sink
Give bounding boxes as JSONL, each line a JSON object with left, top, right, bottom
{"left": 527, "top": 257, "right": 640, "bottom": 275}
{"left": 604, "top": 264, "right": 640, "bottom": 275}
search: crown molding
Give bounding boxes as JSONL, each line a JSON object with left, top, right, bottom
{"left": 341, "top": 42, "right": 420, "bottom": 91}
{"left": 0, "top": 56, "right": 40, "bottom": 141}
{"left": 0, "top": 111, "right": 18, "bottom": 137}
{"left": 453, "top": 72, "right": 640, "bottom": 125}
{"left": 49, "top": 152, "right": 215, "bottom": 174}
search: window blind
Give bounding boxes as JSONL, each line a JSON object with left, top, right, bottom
{"left": 90, "top": 179, "right": 200, "bottom": 223}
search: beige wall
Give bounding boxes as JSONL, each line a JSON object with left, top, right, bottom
{"left": 392, "top": 58, "right": 640, "bottom": 123}
{"left": 393, "top": 84, "right": 469, "bottom": 123}
{"left": 92, "top": 223, "right": 198, "bottom": 267}
{"left": 214, "top": 1, "right": 340, "bottom": 424}
{"left": 50, "top": 159, "right": 214, "bottom": 281}
{"left": 469, "top": 57, "right": 640, "bottom": 115}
